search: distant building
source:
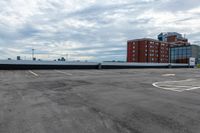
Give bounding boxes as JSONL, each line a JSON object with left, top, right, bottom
{"left": 158, "top": 32, "right": 182, "bottom": 41}
{"left": 158, "top": 32, "right": 189, "bottom": 47}
{"left": 127, "top": 32, "right": 199, "bottom": 64}
{"left": 170, "top": 45, "right": 200, "bottom": 64}
{"left": 170, "top": 46, "right": 191, "bottom": 64}
{"left": 158, "top": 32, "right": 197, "bottom": 64}
{"left": 17, "top": 56, "right": 21, "bottom": 60}
{"left": 127, "top": 38, "right": 169, "bottom": 63}
{"left": 191, "top": 45, "right": 200, "bottom": 64}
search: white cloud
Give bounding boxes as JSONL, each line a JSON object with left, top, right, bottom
{"left": 0, "top": 0, "right": 200, "bottom": 61}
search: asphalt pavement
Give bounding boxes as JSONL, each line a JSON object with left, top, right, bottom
{"left": 0, "top": 69, "right": 200, "bottom": 133}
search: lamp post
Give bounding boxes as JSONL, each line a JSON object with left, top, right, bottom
{"left": 32, "top": 49, "right": 35, "bottom": 60}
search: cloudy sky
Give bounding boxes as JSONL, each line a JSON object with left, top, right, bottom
{"left": 0, "top": 0, "right": 200, "bottom": 61}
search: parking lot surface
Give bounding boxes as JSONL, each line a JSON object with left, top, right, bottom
{"left": 0, "top": 69, "right": 200, "bottom": 133}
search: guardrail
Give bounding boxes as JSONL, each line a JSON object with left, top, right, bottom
{"left": 0, "top": 60, "right": 191, "bottom": 70}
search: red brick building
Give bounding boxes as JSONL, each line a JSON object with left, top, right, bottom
{"left": 167, "top": 35, "right": 190, "bottom": 47}
{"left": 127, "top": 38, "right": 169, "bottom": 63}
{"left": 158, "top": 32, "right": 190, "bottom": 47}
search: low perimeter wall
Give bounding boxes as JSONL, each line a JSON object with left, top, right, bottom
{"left": 0, "top": 60, "right": 191, "bottom": 70}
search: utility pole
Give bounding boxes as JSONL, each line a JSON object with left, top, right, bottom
{"left": 66, "top": 53, "right": 69, "bottom": 61}
{"left": 32, "top": 49, "right": 35, "bottom": 60}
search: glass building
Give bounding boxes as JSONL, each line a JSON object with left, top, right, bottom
{"left": 191, "top": 45, "right": 200, "bottom": 64}
{"left": 158, "top": 32, "right": 183, "bottom": 42}
{"left": 170, "top": 46, "right": 192, "bottom": 63}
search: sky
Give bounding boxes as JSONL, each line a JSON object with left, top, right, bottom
{"left": 0, "top": 0, "right": 200, "bottom": 61}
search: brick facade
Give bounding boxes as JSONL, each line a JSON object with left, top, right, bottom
{"left": 127, "top": 38, "right": 169, "bottom": 63}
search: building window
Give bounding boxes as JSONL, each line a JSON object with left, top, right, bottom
{"left": 150, "top": 41, "right": 154, "bottom": 44}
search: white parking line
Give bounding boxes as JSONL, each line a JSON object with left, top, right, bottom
{"left": 162, "top": 74, "right": 176, "bottom": 77}
{"left": 152, "top": 82, "right": 183, "bottom": 92}
{"left": 55, "top": 70, "right": 73, "bottom": 76}
{"left": 28, "top": 70, "right": 39, "bottom": 77}
{"left": 152, "top": 79, "right": 199, "bottom": 92}
{"left": 185, "top": 87, "right": 200, "bottom": 91}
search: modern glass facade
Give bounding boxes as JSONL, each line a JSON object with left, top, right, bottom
{"left": 170, "top": 46, "right": 192, "bottom": 63}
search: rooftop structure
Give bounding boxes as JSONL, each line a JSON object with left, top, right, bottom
{"left": 158, "top": 32, "right": 190, "bottom": 47}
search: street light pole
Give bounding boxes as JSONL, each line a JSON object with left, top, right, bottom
{"left": 32, "top": 49, "right": 35, "bottom": 60}
{"left": 66, "top": 53, "right": 69, "bottom": 61}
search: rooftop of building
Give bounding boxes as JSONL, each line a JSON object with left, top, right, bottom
{"left": 158, "top": 32, "right": 187, "bottom": 41}
{"left": 170, "top": 44, "right": 200, "bottom": 48}
{"left": 158, "top": 32, "right": 182, "bottom": 36}
{"left": 127, "top": 38, "right": 168, "bottom": 43}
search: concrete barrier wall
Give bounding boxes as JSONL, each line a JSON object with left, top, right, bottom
{"left": 0, "top": 60, "right": 190, "bottom": 70}
{"left": 101, "top": 62, "right": 189, "bottom": 69}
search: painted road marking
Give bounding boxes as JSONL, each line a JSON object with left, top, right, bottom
{"left": 55, "top": 70, "right": 73, "bottom": 76}
{"left": 152, "top": 79, "right": 200, "bottom": 92}
{"left": 28, "top": 70, "right": 39, "bottom": 77}
{"left": 162, "top": 74, "right": 176, "bottom": 77}
{"left": 185, "top": 87, "right": 200, "bottom": 91}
